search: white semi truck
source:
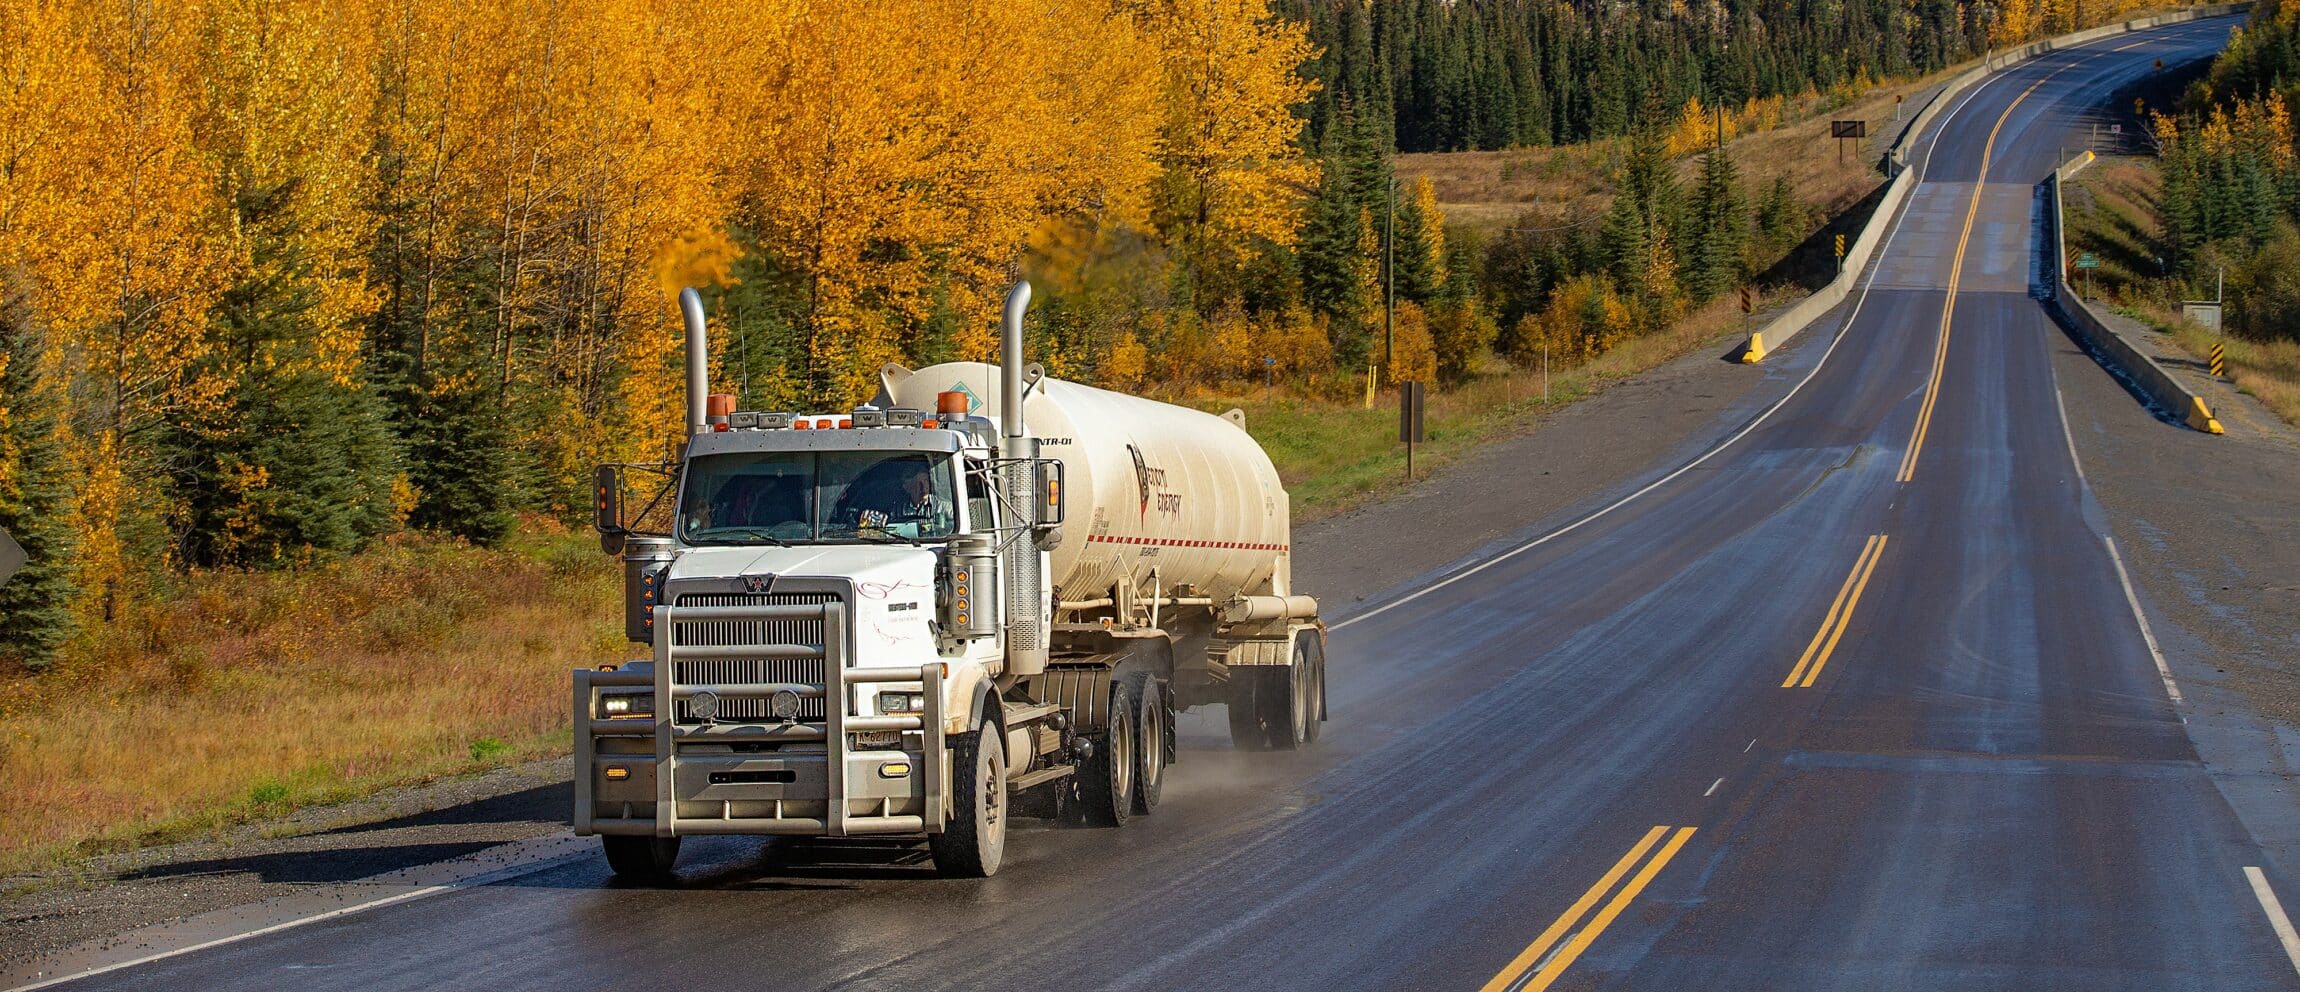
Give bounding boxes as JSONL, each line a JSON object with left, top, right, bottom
{"left": 574, "top": 282, "right": 1325, "bottom": 878}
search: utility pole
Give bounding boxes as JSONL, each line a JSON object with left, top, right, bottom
{"left": 1385, "top": 173, "right": 1398, "bottom": 392}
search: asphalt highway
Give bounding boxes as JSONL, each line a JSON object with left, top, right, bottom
{"left": 30, "top": 16, "right": 2299, "bottom": 992}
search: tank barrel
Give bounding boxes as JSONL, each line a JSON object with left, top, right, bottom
{"left": 1000, "top": 280, "right": 1031, "bottom": 440}
{"left": 680, "top": 287, "right": 709, "bottom": 437}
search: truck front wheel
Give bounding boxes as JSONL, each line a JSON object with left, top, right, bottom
{"left": 930, "top": 723, "right": 1008, "bottom": 877}
{"left": 601, "top": 835, "right": 681, "bottom": 881}
{"left": 1078, "top": 678, "right": 1138, "bottom": 827}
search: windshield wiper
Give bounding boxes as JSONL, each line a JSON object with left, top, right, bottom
{"left": 845, "top": 529, "right": 925, "bottom": 547}
{"left": 691, "top": 527, "right": 791, "bottom": 547}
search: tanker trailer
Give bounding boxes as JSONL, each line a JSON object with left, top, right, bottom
{"left": 574, "top": 281, "right": 1324, "bottom": 880}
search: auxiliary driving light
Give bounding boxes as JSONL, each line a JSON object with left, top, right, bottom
{"left": 877, "top": 691, "right": 926, "bottom": 714}
{"left": 879, "top": 762, "right": 911, "bottom": 778}
{"left": 689, "top": 690, "right": 720, "bottom": 722}
{"left": 598, "top": 692, "right": 654, "bottom": 719}
{"left": 770, "top": 689, "right": 803, "bottom": 721}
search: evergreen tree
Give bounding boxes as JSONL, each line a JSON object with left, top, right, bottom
{"left": 1685, "top": 146, "right": 1749, "bottom": 302}
{"left": 168, "top": 177, "right": 404, "bottom": 567}
{"left": 0, "top": 281, "right": 79, "bottom": 669}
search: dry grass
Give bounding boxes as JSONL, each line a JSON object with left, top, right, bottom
{"left": 1194, "top": 290, "right": 1769, "bottom": 519}
{"left": 1399, "top": 74, "right": 1943, "bottom": 240}
{"left": 0, "top": 525, "right": 623, "bottom": 877}
{"left": 2154, "top": 313, "right": 2300, "bottom": 426}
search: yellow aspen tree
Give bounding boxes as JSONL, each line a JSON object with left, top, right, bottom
{"left": 1414, "top": 175, "right": 1448, "bottom": 291}
{"left": 1137, "top": 0, "right": 1321, "bottom": 292}
{"left": 1387, "top": 299, "right": 1436, "bottom": 386}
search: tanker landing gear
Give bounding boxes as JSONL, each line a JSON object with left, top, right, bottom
{"left": 1226, "top": 636, "right": 1326, "bottom": 751}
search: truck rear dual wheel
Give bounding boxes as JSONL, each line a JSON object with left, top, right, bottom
{"left": 1130, "top": 672, "right": 1167, "bottom": 815}
{"left": 930, "top": 724, "right": 1008, "bottom": 877}
{"left": 1079, "top": 678, "right": 1138, "bottom": 827}
{"left": 601, "top": 835, "right": 681, "bottom": 881}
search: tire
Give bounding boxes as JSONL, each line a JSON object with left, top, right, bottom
{"left": 1301, "top": 637, "right": 1324, "bottom": 745}
{"left": 929, "top": 724, "right": 1008, "bottom": 877}
{"left": 1254, "top": 639, "right": 1317, "bottom": 751}
{"left": 1079, "top": 677, "right": 1137, "bottom": 827}
{"left": 1128, "top": 673, "right": 1167, "bottom": 815}
{"left": 601, "top": 835, "right": 681, "bottom": 881}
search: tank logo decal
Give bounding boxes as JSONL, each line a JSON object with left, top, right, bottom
{"left": 1083, "top": 534, "right": 1288, "bottom": 552}
{"left": 1125, "top": 443, "right": 1179, "bottom": 521}
{"left": 1127, "top": 443, "right": 1151, "bottom": 521}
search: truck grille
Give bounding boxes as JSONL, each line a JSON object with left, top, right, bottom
{"left": 671, "top": 593, "right": 839, "bottom": 722}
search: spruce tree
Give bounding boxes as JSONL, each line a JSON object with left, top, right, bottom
{"left": 168, "top": 177, "right": 403, "bottom": 567}
{"left": 1686, "top": 146, "right": 1749, "bottom": 302}
{"left": 0, "top": 281, "right": 79, "bottom": 669}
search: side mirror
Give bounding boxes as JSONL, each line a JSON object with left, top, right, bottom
{"left": 594, "top": 465, "right": 628, "bottom": 554}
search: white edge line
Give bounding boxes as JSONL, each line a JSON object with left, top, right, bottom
{"left": 1704, "top": 778, "right": 1723, "bottom": 797}
{"left": 1332, "top": 65, "right": 2008, "bottom": 635}
{"left": 4, "top": 850, "right": 586, "bottom": 992}
{"left": 2247, "top": 866, "right": 2300, "bottom": 979}
{"left": 2049, "top": 383, "right": 2183, "bottom": 707}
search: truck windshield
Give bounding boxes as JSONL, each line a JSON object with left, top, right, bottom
{"left": 680, "top": 451, "right": 959, "bottom": 545}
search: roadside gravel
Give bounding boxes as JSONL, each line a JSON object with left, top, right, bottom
{"left": 1, "top": 324, "right": 1817, "bottom": 966}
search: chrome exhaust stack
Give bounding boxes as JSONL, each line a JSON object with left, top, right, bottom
{"left": 998, "top": 280, "right": 1049, "bottom": 675}
{"left": 680, "top": 287, "right": 710, "bottom": 437}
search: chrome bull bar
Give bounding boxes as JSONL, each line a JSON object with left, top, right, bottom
{"left": 573, "top": 600, "right": 947, "bottom": 838}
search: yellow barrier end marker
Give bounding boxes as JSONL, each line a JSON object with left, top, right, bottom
{"left": 2189, "top": 397, "right": 2225, "bottom": 434}
{"left": 1741, "top": 332, "right": 1767, "bottom": 363}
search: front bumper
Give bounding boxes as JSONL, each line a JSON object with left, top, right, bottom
{"left": 572, "top": 598, "right": 948, "bottom": 838}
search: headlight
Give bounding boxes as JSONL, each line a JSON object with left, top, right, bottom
{"left": 597, "top": 692, "right": 654, "bottom": 719}
{"left": 877, "top": 691, "right": 926, "bottom": 715}
{"left": 690, "top": 690, "right": 720, "bottom": 722}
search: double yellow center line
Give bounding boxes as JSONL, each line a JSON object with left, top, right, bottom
{"left": 1896, "top": 69, "right": 2060, "bottom": 482}
{"left": 1782, "top": 534, "right": 1889, "bottom": 688}
{"left": 1478, "top": 825, "right": 1699, "bottom": 992}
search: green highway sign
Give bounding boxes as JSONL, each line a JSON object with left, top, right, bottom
{"left": 2075, "top": 253, "right": 2101, "bottom": 269}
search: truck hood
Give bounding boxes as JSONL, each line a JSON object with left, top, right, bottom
{"left": 668, "top": 543, "right": 936, "bottom": 590}
{"left": 668, "top": 544, "right": 941, "bottom": 658}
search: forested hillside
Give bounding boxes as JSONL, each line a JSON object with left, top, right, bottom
{"left": 0, "top": 0, "right": 2209, "bottom": 673}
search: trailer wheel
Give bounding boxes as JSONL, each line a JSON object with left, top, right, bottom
{"left": 1299, "top": 637, "right": 1324, "bottom": 746}
{"left": 601, "top": 835, "right": 681, "bottom": 881}
{"left": 930, "top": 724, "right": 1007, "bottom": 877}
{"left": 1079, "top": 678, "right": 1137, "bottom": 827}
{"left": 1226, "top": 674, "right": 1268, "bottom": 752}
{"left": 1128, "top": 673, "right": 1166, "bottom": 815}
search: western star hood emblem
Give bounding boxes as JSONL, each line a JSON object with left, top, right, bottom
{"left": 741, "top": 573, "right": 776, "bottom": 594}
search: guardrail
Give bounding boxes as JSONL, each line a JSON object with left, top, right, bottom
{"left": 2044, "top": 152, "right": 2225, "bottom": 433}
{"left": 1740, "top": 2, "right": 2251, "bottom": 363}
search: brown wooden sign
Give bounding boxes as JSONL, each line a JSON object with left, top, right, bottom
{"left": 1830, "top": 120, "right": 1866, "bottom": 139}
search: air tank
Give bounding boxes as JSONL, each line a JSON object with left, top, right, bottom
{"left": 883, "top": 362, "right": 1293, "bottom": 606}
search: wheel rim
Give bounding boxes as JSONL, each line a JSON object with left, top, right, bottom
{"left": 1112, "top": 701, "right": 1134, "bottom": 805}
{"left": 1292, "top": 648, "right": 1313, "bottom": 742}
{"left": 983, "top": 732, "right": 1006, "bottom": 866}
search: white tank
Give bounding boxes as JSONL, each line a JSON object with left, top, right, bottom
{"left": 885, "top": 362, "right": 1292, "bottom": 605}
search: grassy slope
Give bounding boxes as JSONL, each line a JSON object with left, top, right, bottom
{"left": 2066, "top": 157, "right": 2300, "bottom": 426}
{"left": 1, "top": 73, "right": 1933, "bottom": 880}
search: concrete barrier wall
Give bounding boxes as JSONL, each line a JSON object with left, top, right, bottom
{"left": 1739, "top": 2, "right": 2250, "bottom": 363}
{"left": 2045, "top": 154, "right": 2225, "bottom": 433}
